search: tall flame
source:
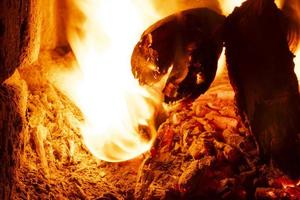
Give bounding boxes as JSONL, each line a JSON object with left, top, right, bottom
{"left": 64, "top": 0, "right": 162, "bottom": 162}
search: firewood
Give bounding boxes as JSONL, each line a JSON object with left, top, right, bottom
{"left": 0, "top": 0, "right": 41, "bottom": 83}
{"left": 0, "top": 72, "right": 27, "bottom": 199}
{"left": 131, "top": 8, "right": 225, "bottom": 102}
{"left": 224, "top": 0, "right": 300, "bottom": 178}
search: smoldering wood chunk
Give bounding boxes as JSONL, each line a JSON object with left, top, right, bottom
{"left": 224, "top": 0, "right": 300, "bottom": 178}
{"left": 131, "top": 8, "right": 225, "bottom": 102}
{"left": 0, "top": 0, "right": 40, "bottom": 83}
{"left": 253, "top": 173, "right": 300, "bottom": 200}
{"left": 255, "top": 187, "right": 300, "bottom": 199}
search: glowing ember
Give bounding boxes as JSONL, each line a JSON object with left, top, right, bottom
{"left": 267, "top": 191, "right": 276, "bottom": 198}
{"left": 59, "top": 0, "right": 163, "bottom": 162}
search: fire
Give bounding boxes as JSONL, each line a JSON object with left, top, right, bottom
{"left": 61, "top": 0, "right": 163, "bottom": 162}
{"left": 219, "top": 0, "right": 284, "bottom": 15}
{"left": 58, "top": 0, "right": 300, "bottom": 162}
{"left": 295, "top": 50, "right": 300, "bottom": 82}
{"left": 218, "top": 0, "right": 245, "bottom": 15}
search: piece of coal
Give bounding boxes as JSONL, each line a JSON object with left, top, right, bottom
{"left": 224, "top": 0, "right": 300, "bottom": 178}
{"left": 131, "top": 8, "right": 225, "bottom": 102}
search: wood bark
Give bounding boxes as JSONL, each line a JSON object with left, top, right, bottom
{"left": 0, "top": 0, "right": 41, "bottom": 83}
{"left": 0, "top": 0, "right": 38, "bottom": 198}
{"left": 0, "top": 72, "right": 27, "bottom": 199}
{"left": 40, "top": 0, "right": 69, "bottom": 50}
{"left": 224, "top": 0, "right": 300, "bottom": 178}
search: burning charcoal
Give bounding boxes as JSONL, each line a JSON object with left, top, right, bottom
{"left": 219, "top": 106, "right": 237, "bottom": 118}
{"left": 217, "top": 178, "right": 248, "bottom": 200}
{"left": 131, "top": 8, "right": 225, "bottom": 101}
{"left": 223, "top": 144, "right": 241, "bottom": 163}
{"left": 178, "top": 156, "right": 215, "bottom": 194}
{"left": 255, "top": 187, "right": 290, "bottom": 199}
{"left": 205, "top": 111, "right": 238, "bottom": 130}
{"left": 138, "top": 124, "right": 152, "bottom": 142}
{"left": 188, "top": 138, "right": 207, "bottom": 159}
{"left": 223, "top": 129, "right": 246, "bottom": 150}
{"left": 224, "top": 0, "right": 300, "bottom": 178}
{"left": 194, "top": 104, "right": 211, "bottom": 117}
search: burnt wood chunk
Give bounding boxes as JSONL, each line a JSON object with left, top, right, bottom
{"left": 131, "top": 8, "right": 225, "bottom": 102}
{"left": 224, "top": 0, "right": 300, "bottom": 178}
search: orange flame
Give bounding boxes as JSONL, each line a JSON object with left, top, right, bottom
{"left": 59, "top": 0, "right": 164, "bottom": 162}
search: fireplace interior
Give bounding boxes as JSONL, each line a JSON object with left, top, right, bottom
{"left": 0, "top": 0, "right": 300, "bottom": 199}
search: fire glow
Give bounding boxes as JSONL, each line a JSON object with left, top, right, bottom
{"left": 58, "top": 0, "right": 300, "bottom": 162}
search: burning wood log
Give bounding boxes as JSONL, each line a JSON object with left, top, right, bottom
{"left": 131, "top": 8, "right": 225, "bottom": 102}
{"left": 224, "top": 0, "right": 300, "bottom": 178}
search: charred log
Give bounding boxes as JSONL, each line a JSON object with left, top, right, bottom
{"left": 224, "top": 0, "right": 300, "bottom": 178}
{"left": 131, "top": 8, "right": 224, "bottom": 102}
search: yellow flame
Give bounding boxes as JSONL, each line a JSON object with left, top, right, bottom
{"left": 219, "top": 0, "right": 246, "bottom": 15}
{"left": 62, "top": 0, "right": 163, "bottom": 162}
{"left": 219, "top": 0, "right": 284, "bottom": 15}
{"left": 295, "top": 49, "right": 300, "bottom": 83}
